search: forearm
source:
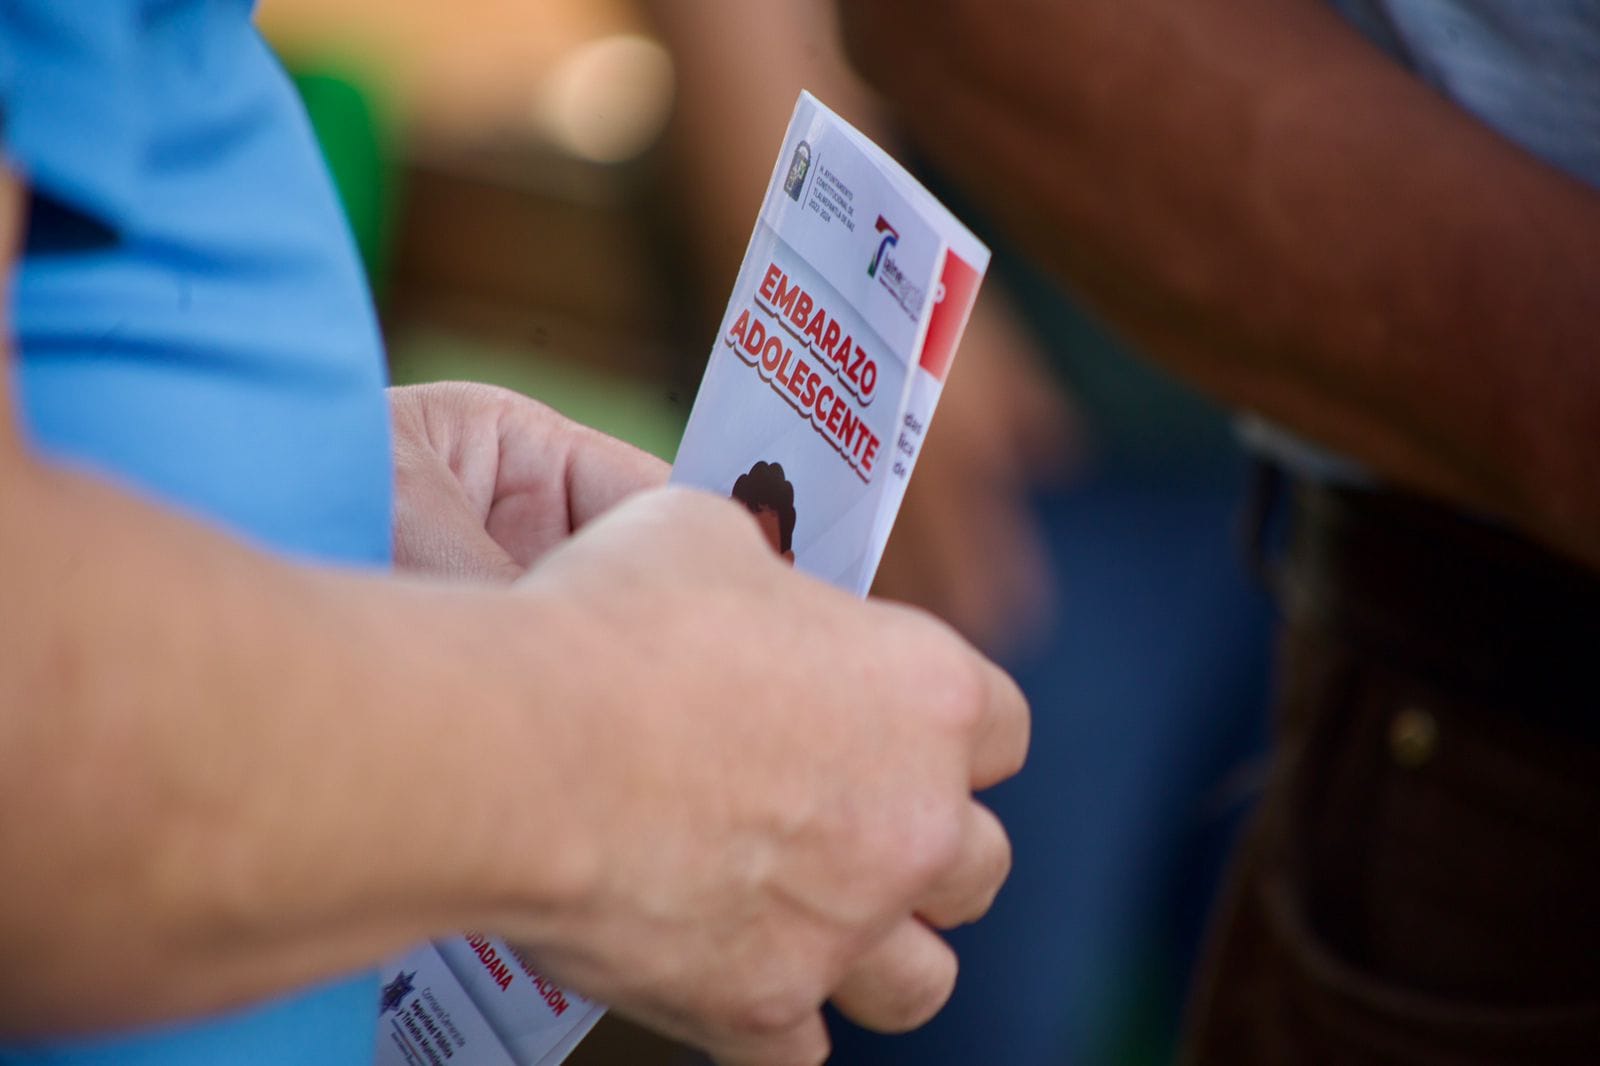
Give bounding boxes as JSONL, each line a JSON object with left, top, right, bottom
{"left": 847, "top": 0, "right": 1600, "bottom": 565}
{"left": 0, "top": 457, "right": 574, "bottom": 1034}
{"left": 646, "top": 0, "right": 890, "bottom": 304}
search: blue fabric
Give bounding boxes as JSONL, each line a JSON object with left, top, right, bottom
{"left": 1329, "top": 0, "right": 1600, "bottom": 189}
{"left": 3, "top": 979, "right": 381, "bottom": 1066}
{"left": 2, "top": 1, "right": 390, "bottom": 1062}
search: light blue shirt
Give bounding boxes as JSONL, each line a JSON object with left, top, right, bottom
{"left": 2, "top": 1, "right": 390, "bottom": 1061}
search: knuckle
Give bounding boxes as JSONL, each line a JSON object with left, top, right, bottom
{"left": 996, "top": 708, "right": 1030, "bottom": 781}
{"left": 657, "top": 488, "right": 771, "bottom": 554}
{"left": 926, "top": 641, "right": 989, "bottom": 736}
{"left": 771, "top": 1029, "right": 830, "bottom": 1066}
{"left": 885, "top": 951, "right": 957, "bottom": 1032}
{"left": 885, "top": 607, "right": 986, "bottom": 730}
{"left": 899, "top": 802, "right": 967, "bottom": 887}
{"left": 729, "top": 987, "right": 813, "bottom": 1041}
{"left": 989, "top": 823, "right": 1015, "bottom": 888}
{"left": 969, "top": 826, "right": 1013, "bottom": 918}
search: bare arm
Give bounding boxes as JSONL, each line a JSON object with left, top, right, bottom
{"left": 0, "top": 168, "right": 1025, "bottom": 1064}
{"left": 840, "top": 0, "right": 1600, "bottom": 567}
{"left": 645, "top": 0, "right": 888, "bottom": 301}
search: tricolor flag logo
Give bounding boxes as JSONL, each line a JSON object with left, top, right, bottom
{"left": 868, "top": 215, "right": 899, "bottom": 278}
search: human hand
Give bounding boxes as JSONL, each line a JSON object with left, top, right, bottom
{"left": 498, "top": 488, "right": 1029, "bottom": 1066}
{"left": 873, "top": 289, "right": 1076, "bottom": 652}
{"left": 389, "top": 382, "right": 667, "bottom": 583}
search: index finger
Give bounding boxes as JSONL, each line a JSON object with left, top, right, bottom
{"left": 561, "top": 421, "right": 671, "bottom": 529}
{"left": 490, "top": 409, "right": 670, "bottom": 566}
{"left": 970, "top": 657, "right": 1029, "bottom": 790}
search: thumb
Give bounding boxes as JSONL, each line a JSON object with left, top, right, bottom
{"left": 394, "top": 445, "right": 526, "bottom": 584}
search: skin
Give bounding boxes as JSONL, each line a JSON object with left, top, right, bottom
{"left": 0, "top": 165, "right": 1028, "bottom": 1066}
{"left": 835, "top": 0, "right": 1600, "bottom": 571}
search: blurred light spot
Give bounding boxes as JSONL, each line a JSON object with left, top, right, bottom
{"left": 1389, "top": 706, "right": 1439, "bottom": 769}
{"left": 537, "top": 34, "right": 675, "bottom": 164}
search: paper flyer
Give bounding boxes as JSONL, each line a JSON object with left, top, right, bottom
{"left": 673, "top": 91, "right": 989, "bottom": 592}
{"left": 374, "top": 936, "right": 604, "bottom": 1066}
{"left": 374, "top": 90, "right": 988, "bottom": 1066}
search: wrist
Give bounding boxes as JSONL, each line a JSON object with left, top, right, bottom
{"left": 351, "top": 577, "right": 605, "bottom": 945}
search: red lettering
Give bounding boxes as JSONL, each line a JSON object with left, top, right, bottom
{"left": 761, "top": 336, "right": 785, "bottom": 373}
{"left": 466, "top": 934, "right": 515, "bottom": 992}
{"left": 531, "top": 976, "right": 571, "bottom": 1017}
{"left": 847, "top": 345, "right": 867, "bottom": 385}
{"left": 725, "top": 293, "right": 885, "bottom": 483}
{"left": 725, "top": 308, "right": 750, "bottom": 349}
{"left": 861, "top": 433, "right": 880, "bottom": 474}
{"left": 825, "top": 395, "right": 847, "bottom": 435}
{"left": 821, "top": 320, "right": 841, "bottom": 358}
{"left": 838, "top": 405, "right": 858, "bottom": 450}
{"left": 799, "top": 368, "right": 819, "bottom": 408}
{"left": 859, "top": 357, "right": 878, "bottom": 400}
{"left": 773, "top": 273, "right": 802, "bottom": 320}
{"left": 786, "top": 357, "right": 809, "bottom": 399}
{"left": 831, "top": 333, "right": 854, "bottom": 374}
{"left": 803, "top": 307, "right": 827, "bottom": 347}
{"left": 816, "top": 384, "right": 835, "bottom": 420}
{"left": 743, "top": 315, "right": 767, "bottom": 358}
{"left": 759, "top": 262, "right": 782, "bottom": 303}
{"left": 505, "top": 945, "right": 572, "bottom": 1017}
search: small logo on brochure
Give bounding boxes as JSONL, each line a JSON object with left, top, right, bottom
{"left": 868, "top": 215, "right": 898, "bottom": 278}
{"left": 868, "top": 215, "right": 926, "bottom": 320}
{"left": 379, "top": 970, "right": 416, "bottom": 1016}
{"left": 784, "top": 141, "right": 812, "bottom": 202}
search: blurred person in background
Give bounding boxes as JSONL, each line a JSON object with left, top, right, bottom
{"left": 0, "top": 5, "right": 1030, "bottom": 1066}
{"left": 645, "top": 4, "right": 1274, "bottom": 1064}
{"left": 836, "top": 1, "right": 1600, "bottom": 1063}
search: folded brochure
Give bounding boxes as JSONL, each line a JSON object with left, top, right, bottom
{"left": 374, "top": 90, "right": 990, "bottom": 1066}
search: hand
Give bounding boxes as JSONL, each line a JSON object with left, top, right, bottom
{"left": 500, "top": 488, "right": 1030, "bottom": 1066}
{"left": 872, "top": 289, "right": 1076, "bottom": 652}
{"left": 389, "top": 382, "right": 667, "bottom": 584}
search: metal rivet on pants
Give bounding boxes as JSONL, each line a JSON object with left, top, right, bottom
{"left": 1389, "top": 706, "right": 1439, "bottom": 769}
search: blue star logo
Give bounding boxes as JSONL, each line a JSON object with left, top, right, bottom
{"left": 379, "top": 970, "right": 416, "bottom": 1016}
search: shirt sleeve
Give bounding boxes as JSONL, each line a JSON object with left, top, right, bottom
{"left": 1, "top": 22, "right": 13, "bottom": 156}
{"left": 0, "top": 2, "right": 142, "bottom": 225}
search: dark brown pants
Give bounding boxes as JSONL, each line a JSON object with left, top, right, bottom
{"left": 1183, "top": 483, "right": 1600, "bottom": 1065}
